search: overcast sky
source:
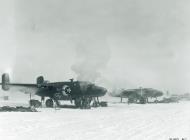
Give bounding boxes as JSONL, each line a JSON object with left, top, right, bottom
{"left": 0, "top": 0, "right": 190, "bottom": 94}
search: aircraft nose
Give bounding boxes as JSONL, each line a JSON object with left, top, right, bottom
{"left": 94, "top": 86, "right": 107, "bottom": 96}
{"left": 79, "top": 82, "right": 107, "bottom": 97}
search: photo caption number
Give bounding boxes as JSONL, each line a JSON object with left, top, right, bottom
{"left": 169, "top": 138, "right": 187, "bottom": 140}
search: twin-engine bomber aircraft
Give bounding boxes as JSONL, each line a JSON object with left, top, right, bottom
{"left": 0, "top": 73, "right": 107, "bottom": 109}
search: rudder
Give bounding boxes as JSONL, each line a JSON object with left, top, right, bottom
{"left": 2, "top": 73, "right": 10, "bottom": 90}
{"left": 36, "top": 76, "right": 44, "bottom": 86}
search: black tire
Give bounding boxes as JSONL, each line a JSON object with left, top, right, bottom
{"left": 46, "top": 99, "right": 54, "bottom": 108}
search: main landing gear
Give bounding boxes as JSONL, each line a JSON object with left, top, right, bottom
{"left": 74, "top": 97, "right": 108, "bottom": 109}
{"left": 29, "top": 98, "right": 54, "bottom": 108}
{"left": 29, "top": 96, "right": 107, "bottom": 109}
{"left": 74, "top": 97, "right": 92, "bottom": 109}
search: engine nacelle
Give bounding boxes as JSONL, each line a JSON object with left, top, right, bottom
{"left": 2, "top": 73, "right": 10, "bottom": 91}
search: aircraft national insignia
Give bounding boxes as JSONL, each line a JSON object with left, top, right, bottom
{"left": 62, "top": 85, "right": 71, "bottom": 95}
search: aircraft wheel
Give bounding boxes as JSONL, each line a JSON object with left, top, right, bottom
{"left": 46, "top": 99, "right": 54, "bottom": 108}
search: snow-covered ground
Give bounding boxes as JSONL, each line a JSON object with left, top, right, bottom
{"left": 0, "top": 97, "right": 190, "bottom": 140}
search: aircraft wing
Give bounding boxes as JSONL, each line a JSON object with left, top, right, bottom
{"left": 121, "top": 88, "right": 163, "bottom": 97}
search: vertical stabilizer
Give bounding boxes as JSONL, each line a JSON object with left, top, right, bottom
{"left": 2, "top": 73, "right": 10, "bottom": 90}
{"left": 36, "top": 76, "right": 44, "bottom": 87}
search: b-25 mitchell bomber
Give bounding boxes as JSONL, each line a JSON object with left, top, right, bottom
{"left": 0, "top": 73, "right": 107, "bottom": 109}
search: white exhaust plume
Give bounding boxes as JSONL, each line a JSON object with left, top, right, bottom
{"left": 71, "top": 35, "right": 110, "bottom": 82}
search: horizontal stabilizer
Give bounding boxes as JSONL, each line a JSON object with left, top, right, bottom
{"left": 1, "top": 73, "right": 38, "bottom": 93}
